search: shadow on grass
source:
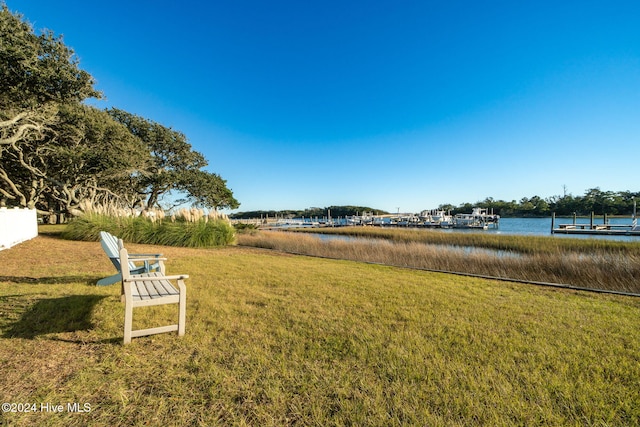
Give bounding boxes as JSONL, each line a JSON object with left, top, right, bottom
{"left": 2, "top": 294, "right": 108, "bottom": 339}
{"left": 0, "top": 275, "right": 103, "bottom": 286}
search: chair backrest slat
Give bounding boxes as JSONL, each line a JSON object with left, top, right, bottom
{"left": 100, "top": 231, "right": 139, "bottom": 271}
{"left": 99, "top": 231, "right": 121, "bottom": 269}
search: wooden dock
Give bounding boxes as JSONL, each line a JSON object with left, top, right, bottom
{"left": 551, "top": 212, "right": 640, "bottom": 236}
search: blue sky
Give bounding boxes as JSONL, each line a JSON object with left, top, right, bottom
{"left": 9, "top": 1, "right": 640, "bottom": 213}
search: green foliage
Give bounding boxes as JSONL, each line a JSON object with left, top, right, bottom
{"left": 107, "top": 108, "right": 239, "bottom": 210}
{"left": 1, "top": 6, "right": 102, "bottom": 210}
{"left": 179, "top": 169, "right": 239, "bottom": 210}
{"left": 0, "top": 5, "right": 101, "bottom": 109}
{"left": 441, "top": 188, "right": 640, "bottom": 217}
{"left": 233, "top": 222, "right": 258, "bottom": 231}
{"left": 231, "top": 205, "right": 388, "bottom": 219}
{"left": 0, "top": 6, "right": 238, "bottom": 215}
{"left": 62, "top": 214, "right": 236, "bottom": 247}
{"left": 232, "top": 191, "right": 638, "bottom": 220}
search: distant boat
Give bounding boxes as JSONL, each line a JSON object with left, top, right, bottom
{"left": 420, "top": 209, "right": 453, "bottom": 228}
{"left": 273, "top": 219, "right": 320, "bottom": 228}
{"left": 453, "top": 208, "right": 499, "bottom": 230}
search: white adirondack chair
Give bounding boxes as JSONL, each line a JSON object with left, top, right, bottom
{"left": 97, "top": 231, "right": 163, "bottom": 286}
{"left": 119, "top": 239, "right": 188, "bottom": 344}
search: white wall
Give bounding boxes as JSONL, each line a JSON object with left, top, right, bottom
{"left": 0, "top": 207, "right": 38, "bottom": 251}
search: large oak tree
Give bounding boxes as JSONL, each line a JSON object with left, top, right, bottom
{"left": 1, "top": 5, "right": 238, "bottom": 215}
{"left": 107, "top": 108, "right": 239, "bottom": 210}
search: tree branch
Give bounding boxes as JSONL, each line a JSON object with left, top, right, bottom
{"left": 0, "top": 107, "right": 57, "bottom": 146}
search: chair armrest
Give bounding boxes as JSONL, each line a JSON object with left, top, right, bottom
{"left": 128, "top": 256, "right": 168, "bottom": 262}
{"left": 130, "top": 253, "right": 163, "bottom": 257}
{"left": 126, "top": 274, "right": 189, "bottom": 282}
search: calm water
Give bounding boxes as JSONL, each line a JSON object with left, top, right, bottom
{"left": 286, "top": 216, "right": 639, "bottom": 241}
{"left": 445, "top": 217, "right": 639, "bottom": 242}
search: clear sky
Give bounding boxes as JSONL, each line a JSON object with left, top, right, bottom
{"left": 9, "top": 1, "right": 640, "bottom": 213}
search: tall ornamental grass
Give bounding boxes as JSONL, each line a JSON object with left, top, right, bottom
{"left": 63, "top": 212, "right": 235, "bottom": 247}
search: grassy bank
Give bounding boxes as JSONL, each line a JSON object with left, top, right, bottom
{"left": 2, "top": 233, "right": 640, "bottom": 425}
{"left": 237, "top": 229, "right": 640, "bottom": 294}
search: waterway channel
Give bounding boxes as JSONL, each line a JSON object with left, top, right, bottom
{"left": 462, "top": 217, "right": 638, "bottom": 241}
{"left": 293, "top": 217, "right": 639, "bottom": 241}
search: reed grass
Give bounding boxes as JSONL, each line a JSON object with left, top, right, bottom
{"left": 1, "top": 234, "right": 640, "bottom": 426}
{"left": 62, "top": 213, "right": 236, "bottom": 247}
{"left": 293, "top": 226, "right": 640, "bottom": 255}
{"left": 237, "top": 229, "right": 640, "bottom": 293}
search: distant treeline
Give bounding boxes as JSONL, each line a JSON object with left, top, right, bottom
{"left": 230, "top": 189, "right": 639, "bottom": 219}
{"left": 230, "top": 205, "right": 389, "bottom": 220}
{"left": 439, "top": 188, "right": 639, "bottom": 217}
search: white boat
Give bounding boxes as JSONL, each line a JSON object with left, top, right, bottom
{"left": 430, "top": 210, "right": 453, "bottom": 227}
{"left": 453, "top": 208, "right": 499, "bottom": 230}
{"left": 420, "top": 209, "right": 453, "bottom": 227}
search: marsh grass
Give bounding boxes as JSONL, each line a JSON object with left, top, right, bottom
{"left": 62, "top": 213, "right": 236, "bottom": 247}
{"left": 237, "top": 229, "right": 640, "bottom": 293}
{"left": 1, "top": 233, "right": 640, "bottom": 425}
{"left": 294, "top": 226, "right": 640, "bottom": 255}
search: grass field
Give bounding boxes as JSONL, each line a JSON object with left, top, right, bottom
{"left": 1, "top": 228, "right": 640, "bottom": 426}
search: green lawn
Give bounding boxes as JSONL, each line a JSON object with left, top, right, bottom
{"left": 1, "top": 233, "right": 639, "bottom": 426}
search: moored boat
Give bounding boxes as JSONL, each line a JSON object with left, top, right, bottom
{"left": 420, "top": 209, "right": 453, "bottom": 228}
{"left": 453, "top": 208, "right": 499, "bottom": 230}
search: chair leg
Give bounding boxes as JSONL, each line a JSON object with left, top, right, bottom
{"left": 178, "top": 281, "right": 186, "bottom": 337}
{"left": 97, "top": 272, "right": 122, "bottom": 286}
{"left": 124, "top": 302, "right": 133, "bottom": 344}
